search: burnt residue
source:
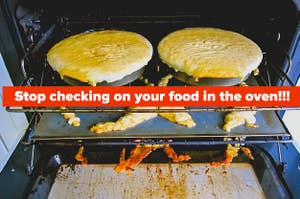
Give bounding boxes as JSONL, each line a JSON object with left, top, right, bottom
{"left": 46, "top": 163, "right": 268, "bottom": 199}
{"left": 207, "top": 174, "right": 218, "bottom": 198}
{"left": 56, "top": 164, "right": 78, "bottom": 181}
{"left": 207, "top": 175, "right": 214, "bottom": 185}
{"left": 205, "top": 167, "right": 210, "bottom": 175}
{"left": 155, "top": 164, "right": 188, "bottom": 199}
{"left": 64, "top": 163, "right": 77, "bottom": 175}
{"left": 29, "top": 144, "right": 276, "bottom": 199}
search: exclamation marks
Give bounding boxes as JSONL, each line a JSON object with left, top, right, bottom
{"left": 278, "top": 91, "right": 282, "bottom": 101}
{"left": 286, "top": 91, "right": 290, "bottom": 101}
{"left": 278, "top": 91, "right": 290, "bottom": 101}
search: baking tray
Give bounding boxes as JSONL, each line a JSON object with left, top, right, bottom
{"left": 170, "top": 69, "right": 251, "bottom": 86}
{"left": 32, "top": 72, "right": 290, "bottom": 142}
{"left": 62, "top": 67, "right": 145, "bottom": 86}
{"left": 25, "top": 145, "right": 290, "bottom": 199}
{"left": 48, "top": 163, "right": 265, "bottom": 199}
{"left": 33, "top": 110, "right": 289, "bottom": 141}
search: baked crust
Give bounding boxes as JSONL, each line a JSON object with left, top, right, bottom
{"left": 158, "top": 28, "right": 262, "bottom": 79}
{"left": 159, "top": 107, "right": 196, "bottom": 128}
{"left": 47, "top": 30, "right": 153, "bottom": 86}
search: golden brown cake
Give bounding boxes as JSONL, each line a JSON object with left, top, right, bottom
{"left": 158, "top": 28, "right": 263, "bottom": 80}
{"left": 47, "top": 30, "right": 153, "bottom": 86}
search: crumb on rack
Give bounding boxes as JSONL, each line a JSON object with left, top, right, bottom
{"left": 60, "top": 107, "right": 80, "bottom": 127}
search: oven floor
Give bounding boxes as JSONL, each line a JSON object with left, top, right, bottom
{"left": 48, "top": 163, "right": 265, "bottom": 199}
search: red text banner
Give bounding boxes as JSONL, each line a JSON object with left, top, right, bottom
{"left": 2, "top": 86, "right": 300, "bottom": 107}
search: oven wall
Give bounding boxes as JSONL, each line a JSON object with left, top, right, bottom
{"left": 259, "top": 143, "right": 300, "bottom": 199}
{"left": 0, "top": 1, "right": 25, "bottom": 85}
{"left": 0, "top": 53, "right": 28, "bottom": 172}
{"left": 0, "top": 144, "right": 40, "bottom": 199}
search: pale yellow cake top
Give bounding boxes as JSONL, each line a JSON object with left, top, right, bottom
{"left": 158, "top": 28, "right": 263, "bottom": 79}
{"left": 47, "top": 30, "right": 153, "bottom": 86}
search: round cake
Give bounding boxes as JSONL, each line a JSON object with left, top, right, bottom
{"left": 47, "top": 30, "right": 153, "bottom": 86}
{"left": 158, "top": 28, "right": 263, "bottom": 81}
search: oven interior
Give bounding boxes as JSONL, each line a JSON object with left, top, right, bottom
{"left": 13, "top": 0, "right": 299, "bottom": 86}
{"left": 1, "top": 0, "right": 300, "bottom": 198}
{"left": 5, "top": 0, "right": 299, "bottom": 142}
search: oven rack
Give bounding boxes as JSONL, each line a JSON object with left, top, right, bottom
{"left": 24, "top": 107, "right": 291, "bottom": 142}
{"left": 21, "top": 105, "right": 290, "bottom": 145}
{"left": 7, "top": 15, "right": 299, "bottom": 145}
{"left": 5, "top": 49, "right": 299, "bottom": 113}
{"left": 6, "top": 15, "right": 298, "bottom": 113}
{"left": 5, "top": 106, "right": 300, "bottom": 113}
{"left": 34, "top": 137, "right": 291, "bottom": 146}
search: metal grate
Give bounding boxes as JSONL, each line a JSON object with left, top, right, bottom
{"left": 6, "top": 15, "right": 299, "bottom": 144}
{"left": 5, "top": 16, "right": 299, "bottom": 112}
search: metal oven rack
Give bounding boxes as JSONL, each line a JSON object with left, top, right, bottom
{"left": 5, "top": 15, "right": 300, "bottom": 146}
{"left": 3, "top": 14, "right": 298, "bottom": 178}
